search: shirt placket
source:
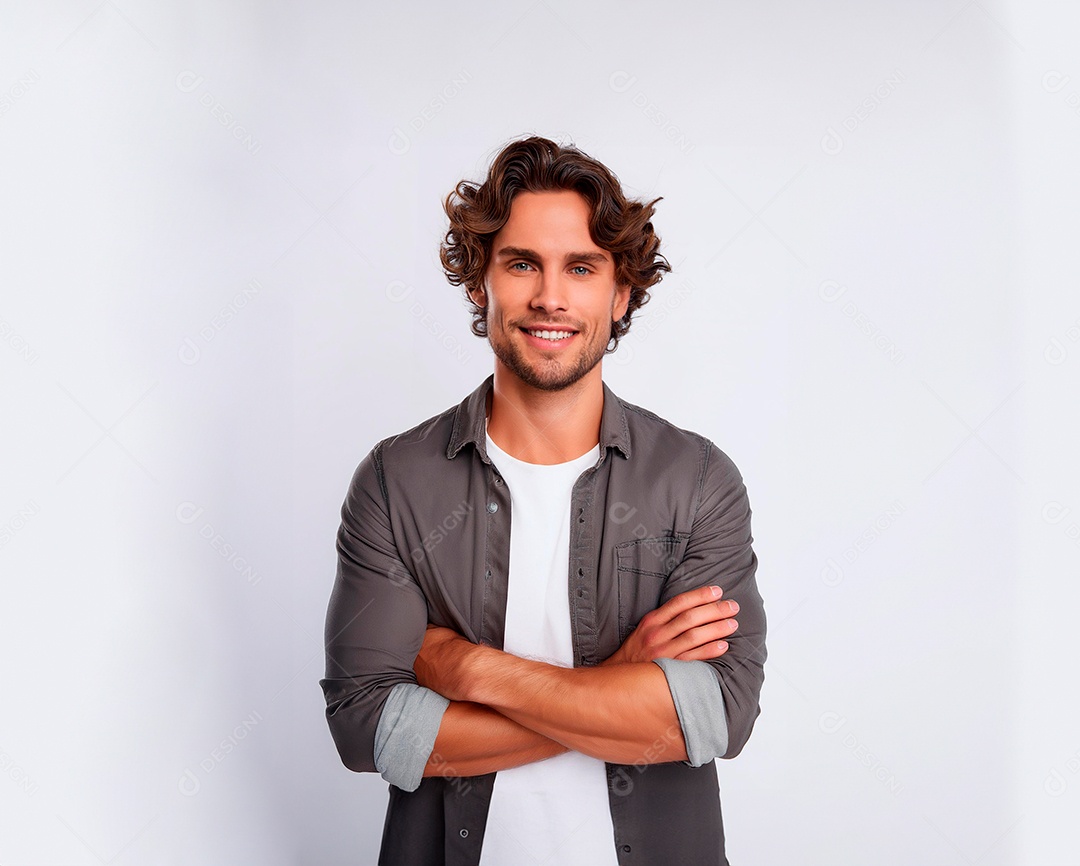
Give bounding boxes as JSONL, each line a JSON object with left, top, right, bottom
{"left": 443, "top": 454, "right": 512, "bottom": 864}
{"left": 478, "top": 456, "right": 511, "bottom": 652}
{"left": 568, "top": 452, "right": 604, "bottom": 668}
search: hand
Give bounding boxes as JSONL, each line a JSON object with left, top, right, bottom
{"left": 413, "top": 624, "right": 479, "bottom": 702}
{"left": 600, "top": 585, "right": 739, "bottom": 666}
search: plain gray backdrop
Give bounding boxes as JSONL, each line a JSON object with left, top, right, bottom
{"left": 1, "top": 1, "right": 1078, "bottom": 863}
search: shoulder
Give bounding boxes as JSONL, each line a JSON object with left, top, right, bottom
{"left": 618, "top": 394, "right": 742, "bottom": 481}
{"left": 340, "top": 400, "right": 461, "bottom": 521}
{"left": 376, "top": 402, "right": 458, "bottom": 455}
{"left": 359, "top": 400, "right": 460, "bottom": 487}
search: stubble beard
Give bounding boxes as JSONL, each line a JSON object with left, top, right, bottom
{"left": 487, "top": 316, "right": 611, "bottom": 393}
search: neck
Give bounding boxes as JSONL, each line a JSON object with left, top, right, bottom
{"left": 486, "top": 365, "right": 604, "bottom": 465}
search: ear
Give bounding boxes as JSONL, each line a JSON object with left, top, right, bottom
{"left": 613, "top": 282, "right": 631, "bottom": 322}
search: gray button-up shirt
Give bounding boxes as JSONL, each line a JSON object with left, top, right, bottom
{"left": 321, "top": 373, "right": 767, "bottom": 866}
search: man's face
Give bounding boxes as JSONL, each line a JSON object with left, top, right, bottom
{"left": 476, "top": 189, "right": 630, "bottom": 393}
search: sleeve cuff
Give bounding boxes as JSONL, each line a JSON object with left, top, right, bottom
{"left": 652, "top": 657, "right": 728, "bottom": 767}
{"left": 373, "top": 682, "right": 450, "bottom": 791}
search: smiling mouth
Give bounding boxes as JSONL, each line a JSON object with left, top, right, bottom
{"left": 520, "top": 326, "right": 579, "bottom": 343}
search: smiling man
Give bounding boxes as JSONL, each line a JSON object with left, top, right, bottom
{"left": 321, "top": 135, "right": 767, "bottom": 866}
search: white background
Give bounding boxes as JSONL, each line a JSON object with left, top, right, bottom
{"left": 1, "top": 1, "right": 1078, "bottom": 863}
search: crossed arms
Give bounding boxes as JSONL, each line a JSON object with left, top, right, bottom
{"left": 413, "top": 585, "right": 741, "bottom": 776}
{"left": 320, "top": 441, "right": 766, "bottom": 788}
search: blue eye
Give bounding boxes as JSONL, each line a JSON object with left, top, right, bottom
{"left": 510, "top": 261, "right": 532, "bottom": 271}
{"left": 571, "top": 266, "right": 591, "bottom": 275}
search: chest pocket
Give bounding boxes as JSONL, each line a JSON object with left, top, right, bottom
{"left": 615, "top": 535, "right": 685, "bottom": 643}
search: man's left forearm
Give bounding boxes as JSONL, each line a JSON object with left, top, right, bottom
{"left": 460, "top": 645, "right": 689, "bottom": 765}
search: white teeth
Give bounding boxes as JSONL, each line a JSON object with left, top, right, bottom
{"left": 526, "top": 329, "right": 573, "bottom": 341}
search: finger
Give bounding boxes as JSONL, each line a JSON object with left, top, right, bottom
{"left": 649, "top": 585, "right": 725, "bottom": 627}
{"left": 674, "top": 640, "right": 730, "bottom": 662}
{"left": 668, "top": 619, "right": 738, "bottom": 658}
{"left": 643, "top": 589, "right": 735, "bottom": 649}
{"left": 666, "top": 598, "right": 740, "bottom": 635}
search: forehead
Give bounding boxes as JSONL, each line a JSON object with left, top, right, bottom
{"left": 498, "top": 190, "right": 598, "bottom": 246}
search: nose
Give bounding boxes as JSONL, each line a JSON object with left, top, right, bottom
{"left": 531, "top": 267, "right": 570, "bottom": 315}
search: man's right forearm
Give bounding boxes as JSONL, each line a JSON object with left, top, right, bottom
{"left": 423, "top": 700, "right": 569, "bottom": 778}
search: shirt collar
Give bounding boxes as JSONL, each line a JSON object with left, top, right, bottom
{"left": 446, "top": 373, "right": 632, "bottom": 462}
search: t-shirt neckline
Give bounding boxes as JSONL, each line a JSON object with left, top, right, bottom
{"left": 485, "top": 414, "right": 599, "bottom": 468}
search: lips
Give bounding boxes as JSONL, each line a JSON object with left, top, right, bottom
{"left": 519, "top": 326, "right": 579, "bottom": 347}
{"left": 520, "top": 325, "right": 578, "bottom": 334}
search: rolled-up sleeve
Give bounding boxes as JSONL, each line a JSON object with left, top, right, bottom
{"left": 658, "top": 440, "right": 767, "bottom": 760}
{"left": 373, "top": 683, "right": 449, "bottom": 791}
{"left": 652, "top": 657, "right": 728, "bottom": 767}
{"left": 319, "top": 442, "right": 449, "bottom": 789}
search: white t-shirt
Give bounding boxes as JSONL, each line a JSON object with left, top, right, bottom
{"left": 478, "top": 420, "right": 620, "bottom": 866}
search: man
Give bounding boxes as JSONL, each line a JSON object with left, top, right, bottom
{"left": 321, "top": 135, "right": 767, "bottom": 865}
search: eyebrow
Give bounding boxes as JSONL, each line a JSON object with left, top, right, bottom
{"left": 494, "top": 246, "right": 610, "bottom": 265}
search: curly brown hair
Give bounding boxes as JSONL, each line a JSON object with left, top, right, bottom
{"left": 440, "top": 135, "right": 671, "bottom": 353}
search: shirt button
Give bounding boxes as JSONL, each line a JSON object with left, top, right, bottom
{"left": 487, "top": 501, "right": 498, "bottom": 513}
{"left": 621, "top": 844, "right": 631, "bottom": 852}
{"left": 460, "top": 828, "right": 469, "bottom": 838}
